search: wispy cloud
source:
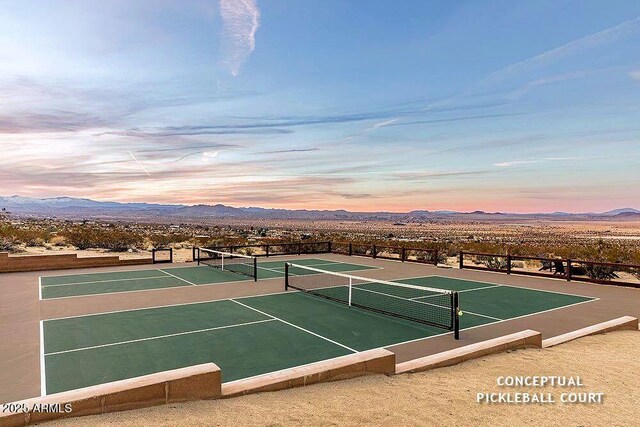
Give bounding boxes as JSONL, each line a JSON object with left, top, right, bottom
{"left": 391, "top": 170, "right": 498, "bottom": 181}
{"left": 481, "top": 16, "right": 640, "bottom": 85}
{"left": 494, "top": 155, "right": 608, "bottom": 167}
{"left": 219, "top": 0, "right": 260, "bottom": 76}
{"left": 257, "top": 148, "right": 320, "bottom": 154}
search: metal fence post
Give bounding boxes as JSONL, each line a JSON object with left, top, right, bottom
{"left": 433, "top": 249, "right": 439, "bottom": 266}
{"left": 567, "top": 259, "right": 572, "bottom": 281}
{"left": 507, "top": 254, "right": 512, "bottom": 274}
{"left": 372, "top": 244, "right": 377, "bottom": 259}
{"left": 348, "top": 243, "right": 352, "bottom": 256}
{"left": 401, "top": 247, "right": 406, "bottom": 262}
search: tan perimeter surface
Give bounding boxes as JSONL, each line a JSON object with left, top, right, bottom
{"left": 2, "top": 253, "right": 640, "bottom": 404}
{"left": 52, "top": 330, "right": 639, "bottom": 427}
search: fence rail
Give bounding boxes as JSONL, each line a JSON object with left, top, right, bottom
{"left": 459, "top": 251, "right": 640, "bottom": 288}
{"left": 191, "top": 241, "right": 640, "bottom": 289}
{"left": 196, "top": 241, "right": 332, "bottom": 259}
{"left": 331, "top": 242, "right": 438, "bottom": 265}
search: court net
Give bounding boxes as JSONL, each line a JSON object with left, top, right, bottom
{"left": 285, "top": 263, "right": 460, "bottom": 338}
{"left": 197, "top": 248, "right": 258, "bottom": 281}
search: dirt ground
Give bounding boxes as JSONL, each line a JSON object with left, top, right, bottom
{"left": 54, "top": 330, "right": 639, "bottom": 427}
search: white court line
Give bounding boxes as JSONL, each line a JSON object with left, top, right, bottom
{"left": 352, "top": 285, "right": 501, "bottom": 321}
{"left": 409, "top": 284, "right": 501, "bottom": 300}
{"left": 224, "top": 297, "right": 602, "bottom": 385}
{"left": 45, "top": 319, "right": 276, "bottom": 356}
{"left": 256, "top": 265, "right": 289, "bottom": 275}
{"left": 39, "top": 320, "right": 46, "bottom": 396}
{"left": 383, "top": 297, "right": 601, "bottom": 349}
{"left": 158, "top": 269, "right": 197, "bottom": 286}
{"left": 41, "top": 275, "right": 170, "bottom": 288}
{"left": 258, "top": 260, "right": 381, "bottom": 274}
{"left": 41, "top": 263, "right": 379, "bottom": 301}
{"left": 41, "top": 283, "right": 196, "bottom": 301}
{"left": 395, "top": 274, "right": 595, "bottom": 299}
{"left": 304, "top": 260, "right": 384, "bottom": 270}
{"left": 230, "top": 299, "right": 358, "bottom": 353}
{"left": 38, "top": 276, "right": 42, "bottom": 301}
{"left": 43, "top": 273, "right": 598, "bottom": 322}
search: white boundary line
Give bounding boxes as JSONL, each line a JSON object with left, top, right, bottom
{"left": 158, "top": 269, "right": 197, "bottom": 286}
{"left": 43, "top": 272, "right": 598, "bottom": 322}
{"left": 38, "top": 267, "right": 191, "bottom": 279}
{"left": 410, "top": 274, "right": 596, "bottom": 299}
{"left": 35, "top": 256, "right": 378, "bottom": 281}
{"left": 230, "top": 299, "right": 358, "bottom": 353}
{"left": 41, "top": 275, "right": 171, "bottom": 288}
{"left": 409, "top": 284, "right": 500, "bottom": 300}
{"left": 39, "top": 320, "right": 46, "bottom": 396}
{"left": 38, "top": 276, "right": 42, "bottom": 301}
{"left": 383, "top": 297, "right": 601, "bottom": 349}
{"left": 221, "top": 295, "right": 601, "bottom": 386}
{"left": 39, "top": 263, "right": 376, "bottom": 301}
{"left": 288, "top": 263, "right": 452, "bottom": 294}
{"left": 45, "top": 319, "right": 276, "bottom": 356}
{"left": 350, "top": 285, "right": 501, "bottom": 321}
{"left": 40, "top": 283, "right": 600, "bottom": 390}
{"left": 41, "top": 282, "right": 197, "bottom": 301}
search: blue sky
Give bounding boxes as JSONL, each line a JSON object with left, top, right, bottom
{"left": 0, "top": 0, "right": 639, "bottom": 212}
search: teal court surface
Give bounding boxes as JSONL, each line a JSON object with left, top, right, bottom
{"left": 41, "top": 274, "right": 597, "bottom": 395}
{"left": 39, "top": 258, "right": 377, "bottom": 299}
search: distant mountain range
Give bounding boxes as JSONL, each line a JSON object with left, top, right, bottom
{"left": 1, "top": 195, "right": 639, "bottom": 222}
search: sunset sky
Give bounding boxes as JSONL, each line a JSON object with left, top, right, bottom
{"left": 1, "top": 0, "right": 639, "bottom": 213}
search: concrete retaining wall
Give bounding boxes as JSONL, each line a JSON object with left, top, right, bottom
{"left": 0, "top": 252, "right": 152, "bottom": 273}
{"left": 0, "top": 363, "right": 221, "bottom": 427}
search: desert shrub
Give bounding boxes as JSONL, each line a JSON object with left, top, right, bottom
{"left": 149, "top": 233, "right": 190, "bottom": 249}
{"left": 582, "top": 263, "right": 619, "bottom": 280}
{"left": 64, "top": 227, "right": 143, "bottom": 252}
{"left": 479, "top": 256, "right": 508, "bottom": 270}
{"left": 0, "top": 237, "right": 17, "bottom": 252}
{"left": 99, "top": 230, "right": 143, "bottom": 252}
{"left": 13, "top": 229, "right": 50, "bottom": 246}
{"left": 64, "top": 228, "right": 102, "bottom": 250}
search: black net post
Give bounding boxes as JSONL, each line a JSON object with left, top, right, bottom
{"left": 401, "top": 247, "right": 406, "bottom": 262}
{"left": 253, "top": 257, "right": 258, "bottom": 282}
{"left": 372, "top": 244, "right": 377, "bottom": 259}
{"left": 284, "top": 263, "right": 289, "bottom": 290}
{"left": 459, "top": 251, "right": 464, "bottom": 269}
{"left": 433, "top": 249, "right": 439, "bottom": 266}
{"left": 266, "top": 245, "right": 270, "bottom": 257}
{"left": 453, "top": 292, "right": 460, "bottom": 340}
{"left": 196, "top": 247, "right": 201, "bottom": 265}
{"left": 169, "top": 248, "right": 173, "bottom": 263}
{"left": 567, "top": 259, "right": 573, "bottom": 281}
{"left": 507, "top": 254, "right": 512, "bottom": 274}
{"left": 348, "top": 243, "right": 352, "bottom": 256}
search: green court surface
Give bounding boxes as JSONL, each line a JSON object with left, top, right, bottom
{"left": 39, "top": 258, "right": 376, "bottom": 299}
{"left": 41, "top": 276, "right": 596, "bottom": 395}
